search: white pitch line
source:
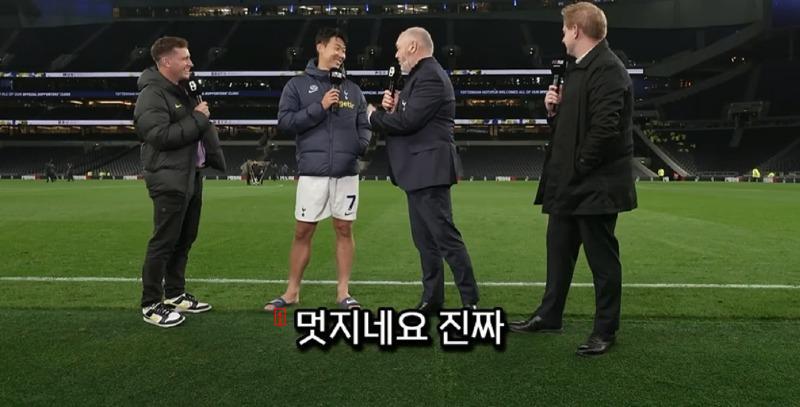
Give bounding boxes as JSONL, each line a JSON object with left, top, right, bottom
{"left": 0, "top": 276, "right": 798, "bottom": 289}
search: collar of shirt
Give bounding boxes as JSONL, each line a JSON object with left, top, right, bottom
{"left": 196, "top": 141, "right": 206, "bottom": 169}
{"left": 574, "top": 42, "right": 599, "bottom": 65}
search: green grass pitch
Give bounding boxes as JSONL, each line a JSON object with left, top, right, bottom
{"left": 1, "top": 180, "right": 798, "bottom": 405}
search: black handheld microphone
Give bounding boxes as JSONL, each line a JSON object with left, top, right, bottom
{"left": 551, "top": 58, "right": 566, "bottom": 87}
{"left": 387, "top": 63, "right": 403, "bottom": 94}
{"left": 329, "top": 67, "right": 345, "bottom": 112}
{"left": 549, "top": 58, "right": 566, "bottom": 114}
{"left": 386, "top": 63, "right": 403, "bottom": 113}
{"left": 185, "top": 75, "right": 204, "bottom": 103}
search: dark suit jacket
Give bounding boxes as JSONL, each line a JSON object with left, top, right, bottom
{"left": 535, "top": 41, "right": 637, "bottom": 215}
{"left": 369, "top": 57, "right": 461, "bottom": 192}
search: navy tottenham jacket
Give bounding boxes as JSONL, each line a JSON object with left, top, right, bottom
{"left": 278, "top": 59, "right": 371, "bottom": 177}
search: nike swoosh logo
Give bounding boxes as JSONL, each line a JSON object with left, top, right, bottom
{"left": 174, "top": 104, "right": 182, "bottom": 109}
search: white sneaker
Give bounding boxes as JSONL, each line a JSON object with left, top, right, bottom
{"left": 164, "top": 292, "right": 212, "bottom": 314}
{"left": 142, "top": 302, "right": 185, "bottom": 328}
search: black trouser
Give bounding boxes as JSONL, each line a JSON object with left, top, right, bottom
{"left": 535, "top": 214, "right": 621, "bottom": 338}
{"left": 46, "top": 174, "right": 56, "bottom": 182}
{"left": 141, "top": 175, "right": 202, "bottom": 307}
{"left": 406, "top": 186, "right": 479, "bottom": 306}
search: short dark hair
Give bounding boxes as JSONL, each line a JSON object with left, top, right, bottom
{"left": 150, "top": 36, "right": 189, "bottom": 64}
{"left": 315, "top": 27, "right": 347, "bottom": 46}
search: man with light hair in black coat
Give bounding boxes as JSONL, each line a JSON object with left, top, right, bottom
{"left": 509, "top": 2, "right": 637, "bottom": 356}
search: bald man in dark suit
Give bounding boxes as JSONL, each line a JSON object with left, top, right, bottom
{"left": 368, "top": 27, "right": 479, "bottom": 313}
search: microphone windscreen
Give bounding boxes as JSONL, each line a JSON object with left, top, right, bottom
{"left": 329, "top": 68, "right": 345, "bottom": 86}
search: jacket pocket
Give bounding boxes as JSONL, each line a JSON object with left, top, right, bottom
{"left": 409, "top": 144, "right": 439, "bottom": 154}
{"left": 156, "top": 201, "right": 183, "bottom": 214}
{"left": 141, "top": 144, "right": 158, "bottom": 171}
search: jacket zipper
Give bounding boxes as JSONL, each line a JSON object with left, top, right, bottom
{"left": 328, "top": 83, "right": 334, "bottom": 177}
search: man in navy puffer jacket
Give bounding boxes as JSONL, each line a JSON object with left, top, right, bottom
{"left": 264, "top": 27, "right": 371, "bottom": 312}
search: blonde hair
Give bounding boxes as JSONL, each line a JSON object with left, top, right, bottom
{"left": 561, "top": 2, "right": 607, "bottom": 40}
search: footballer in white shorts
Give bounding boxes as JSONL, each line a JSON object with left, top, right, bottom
{"left": 295, "top": 175, "right": 359, "bottom": 222}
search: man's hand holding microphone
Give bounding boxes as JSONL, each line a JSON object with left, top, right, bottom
{"left": 186, "top": 76, "right": 211, "bottom": 118}
{"left": 380, "top": 89, "right": 399, "bottom": 112}
{"left": 194, "top": 102, "right": 210, "bottom": 118}
{"left": 544, "top": 85, "right": 561, "bottom": 118}
{"left": 546, "top": 58, "right": 566, "bottom": 118}
{"left": 367, "top": 63, "right": 403, "bottom": 121}
{"left": 321, "top": 88, "right": 340, "bottom": 110}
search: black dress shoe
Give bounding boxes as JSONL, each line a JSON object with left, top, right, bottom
{"left": 415, "top": 301, "right": 443, "bottom": 316}
{"left": 508, "top": 315, "right": 562, "bottom": 334}
{"left": 576, "top": 335, "right": 615, "bottom": 356}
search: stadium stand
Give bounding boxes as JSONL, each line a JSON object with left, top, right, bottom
{"left": 0, "top": 1, "right": 797, "bottom": 180}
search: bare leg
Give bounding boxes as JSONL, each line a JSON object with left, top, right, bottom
{"left": 264, "top": 221, "right": 317, "bottom": 311}
{"left": 332, "top": 218, "right": 354, "bottom": 302}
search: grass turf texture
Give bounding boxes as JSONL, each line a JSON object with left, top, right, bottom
{"left": 1, "top": 180, "right": 799, "bottom": 405}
